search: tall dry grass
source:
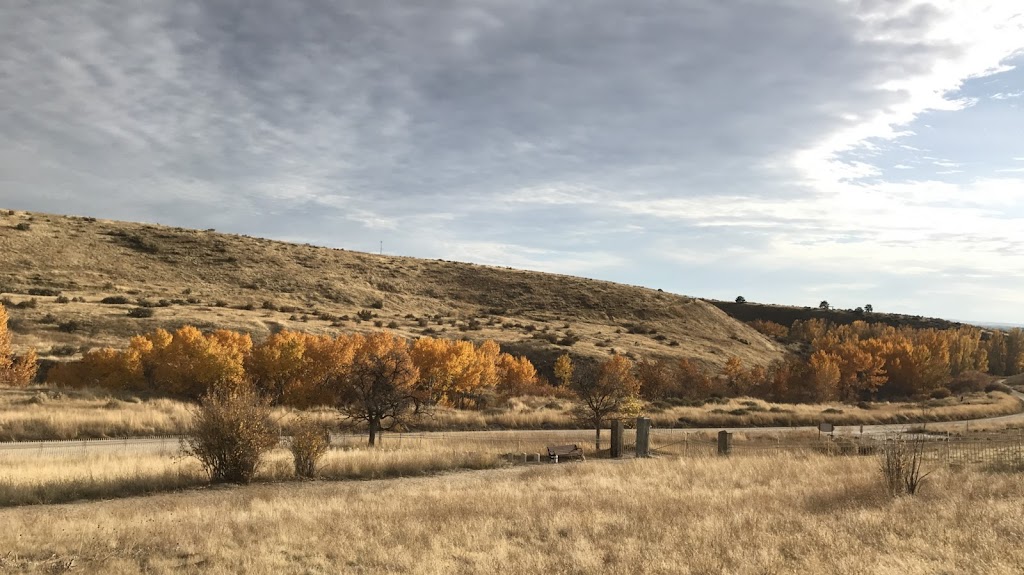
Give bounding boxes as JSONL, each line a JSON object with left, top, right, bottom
{"left": 0, "top": 438, "right": 507, "bottom": 507}
{"left": 649, "top": 392, "right": 1023, "bottom": 428}
{"left": 2, "top": 386, "right": 1020, "bottom": 442}
{"left": 0, "top": 387, "right": 193, "bottom": 441}
{"left": 2, "top": 454, "right": 1023, "bottom": 573}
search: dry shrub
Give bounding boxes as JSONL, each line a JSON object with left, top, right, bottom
{"left": 289, "top": 417, "right": 331, "bottom": 479}
{"left": 181, "top": 388, "right": 279, "bottom": 484}
{"left": 878, "top": 435, "right": 932, "bottom": 497}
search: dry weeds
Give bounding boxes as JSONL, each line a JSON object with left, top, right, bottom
{"left": 0, "top": 387, "right": 192, "bottom": 441}
{"left": 0, "top": 438, "right": 505, "bottom": 507}
{"left": 2, "top": 386, "right": 1019, "bottom": 442}
{"left": 2, "top": 455, "right": 1023, "bottom": 573}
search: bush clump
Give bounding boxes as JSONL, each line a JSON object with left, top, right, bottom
{"left": 100, "top": 295, "right": 131, "bottom": 305}
{"left": 878, "top": 435, "right": 932, "bottom": 497}
{"left": 181, "top": 388, "right": 279, "bottom": 484}
{"left": 289, "top": 418, "right": 331, "bottom": 479}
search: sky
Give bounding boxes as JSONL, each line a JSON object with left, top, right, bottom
{"left": 2, "top": 1, "right": 1023, "bottom": 324}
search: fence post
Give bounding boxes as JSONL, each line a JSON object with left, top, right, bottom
{"left": 636, "top": 417, "right": 651, "bottom": 458}
{"left": 718, "top": 430, "right": 732, "bottom": 456}
{"left": 611, "top": 419, "right": 624, "bottom": 458}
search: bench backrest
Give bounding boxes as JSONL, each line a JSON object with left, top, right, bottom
{"left": 547, "top": 444, "right": 581, "bottom": 456}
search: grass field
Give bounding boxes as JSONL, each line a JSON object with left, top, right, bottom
{"left": 2, "top": 454, "right": 1023, "bottom": 574}
{"left": 2, "top": 386, "right": 1019, "bottom": 442}
{"left": 0, "top": 436, "right": 509, "bottom": 507}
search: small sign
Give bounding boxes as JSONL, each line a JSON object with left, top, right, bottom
{"left": 819, "top": 422, "right": 834, "bottom": 433}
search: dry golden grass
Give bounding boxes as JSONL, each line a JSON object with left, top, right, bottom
{"left": 0, "top": 437, "right": 508, "bottom": 507}
{"left": 0, "top": 387, "right": 193, "bottom": 441}
{"left": 2, "top": 386, "right": 1020, "bottom": 441}
{"left": 0, "top": 447, "right": 205, "bottom": 506}
{"left": 0, "top": 209, "right": 784, "bottom": 374}
{"left": 649, "top": 392, "right": 1023, "bottom": 428}
{"left": 2, "top": 454, "right": 1023, "bottom": 574}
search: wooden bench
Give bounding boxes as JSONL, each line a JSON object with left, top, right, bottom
{"left": 547, "top": 444, "right": 585, "bottom": 463}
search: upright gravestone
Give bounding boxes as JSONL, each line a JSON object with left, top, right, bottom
{"left": 636, "top": 417, "right": 652, "bottom": 457}
{"left": 611, "top": 419, "right": 624, "bottom": 458}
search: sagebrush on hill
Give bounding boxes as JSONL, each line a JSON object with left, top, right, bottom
{"left": 0, "top": 209, "right": 784, "bottom": 378}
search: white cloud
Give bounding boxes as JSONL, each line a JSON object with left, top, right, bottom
{"left": 3, "top": 1, "right": 1024, "bottom": 322}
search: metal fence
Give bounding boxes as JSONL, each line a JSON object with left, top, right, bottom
{"left": 650, "top": 430, "right": 1024, "bottom": 469}
{"left": 0, "top": 436, "right": 184, "bottom": 456}
{"left": 3, "top": 430, "right": 1023, "bottom": 470}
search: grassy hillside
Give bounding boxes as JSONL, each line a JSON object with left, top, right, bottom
{"left": 0, "top": 209, "right": 784, "bottom": 377}
{"left": 708, "top": 299, "right": 968, "bottom": 331}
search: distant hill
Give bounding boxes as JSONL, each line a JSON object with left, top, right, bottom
{"left": 0, "top": 209, "right": 785, "bottom": 379}
{"left": 707, "top": 300, "right": 971, "bottom": 331}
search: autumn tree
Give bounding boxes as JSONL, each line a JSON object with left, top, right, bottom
{"left": 411, "top": 337, "right": 497, "bottom": 408}
{"left": 141, "top": 327, "right": 251, "bottom": 398}
{"left": 5, "top": 349, "right": 38, "bottom": 388}
{"left": 0, "top": 303, "right": 38, "bottom": 387}
{"left": 570, "top": 355, "right": 642, "bottom": 451}
{"left": 636, "top": 358, "right": 674, "bottom": 400}
{"left": 947, "top": 327, "right": 987, "bottom": 377}
{"left": 47, "top": 347, "right": 137, "bottom": 389}
{"left": 679, "top": 358, "right": 716, "bottom": 399}
{"left": 1006, "top": 328, "right": 1024, "bottom": 376}
{"left": 246, "top": 331, "right": 353, "bottom": 406}
{"left": 985, "top": 330, "right": 1008, "bottom": 376}
{"left": 495, "top": 353, "right": 539, "bottom": 396}
{"left": 0, "top": 303, "right": 10, "bottom": 375}
{"left": 721, "top": 357, "right": 750, "bottom": 396}
{"left": 332, "top": 332, "right": 421, "bottom": 446}
{"left": 792, "top": 350, "right": 840, "bottom": 402}
{"left": 747, "top": 320, "right": 789, "bottom": 340}
{"left": 47, "top": 326, "right": 250, "bottom": 399}
{"left": 554, "top": 353, "right": 573, "bottom": 388}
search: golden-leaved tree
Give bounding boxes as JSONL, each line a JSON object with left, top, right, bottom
{"left": 410, "top": 337, "right": 507, "bottom": 408}
{"left": 246, "top": 331, "right": 354, "bottom": 406}
{"left": 331, "top": 332, "right": 422, "bottom": 446}
{"left": 554, "top": 353, "right": 573, "bottom": 388}
{"left": 495, "top": 353, "right": 539, "bottom": 396}
{"left": 48, "top": 326, "right": 250, "bottom": 399}
{"left": 571, "top": 354, "right": 642, "bottom": 451}
{"left": 0, "top": 303, "right": 38, "bottom": 387}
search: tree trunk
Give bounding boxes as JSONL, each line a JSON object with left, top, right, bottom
{"left": 594, "top": 424, "right": 601, "bottom": 452}
{"left": 368, "top": 418, "right": 379, "bottom": 447}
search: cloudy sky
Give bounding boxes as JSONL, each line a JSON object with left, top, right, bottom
{"left": 2, "top": 1, "right": 1023, "bottom": 324}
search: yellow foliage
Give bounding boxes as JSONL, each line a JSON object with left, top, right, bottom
{"left": 0, "top": 304, "right": 11, "bottom": 373}
{"left": 6, "top": 348, "right": 38, "bottom": 388}
{"left": 0, "top": 303, "right": 36, "bottom": 386}
{"left": 554, "top": 353, "right": 573, "bottom": 388}
{"left": 495, "top": 353, "right": 538, "bottom": 396}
